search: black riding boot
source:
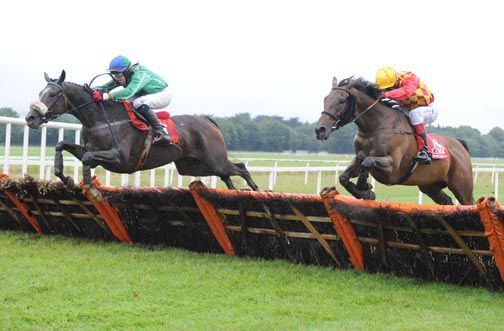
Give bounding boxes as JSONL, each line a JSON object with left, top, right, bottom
{"left": 413, "top": 133, "right": 432, "bottom": 165}
{"left": 136, "top": 104, "right": 172, "bottom": 145}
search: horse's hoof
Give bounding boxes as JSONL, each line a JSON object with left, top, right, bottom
{"left": 86, "top": 187, "right": 102, "bottom": 202}
{"left": 66, "top": 177, "right": 74, "bottom": 190}
{"left": 361, "top": 190, "right": 376, "bottom": 200}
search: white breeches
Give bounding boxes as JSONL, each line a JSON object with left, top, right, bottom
{"left": 132, "top": 87, "right": 172, "bottom": 110}
{"left": 408, "top": 102, "right": 438, "bottom": 125}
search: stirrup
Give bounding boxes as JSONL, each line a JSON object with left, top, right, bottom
{"left": 153, "top": 131, "right": 172, "bottom": 145}
{"left": 413, "top": 150, "right": 432, "bottom": 165}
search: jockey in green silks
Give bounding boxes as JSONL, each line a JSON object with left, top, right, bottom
{"left": 93, "top": 55, "right": 172, "bottom": 144}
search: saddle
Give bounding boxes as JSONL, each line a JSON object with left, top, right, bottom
{"left": 122, "top": 101, "right": 179, "bottom": 145}
{"left": 380, "top": 98, "right": 449, "bottom": 160}
{"left": 426, "top": 135, "right": 450, "bottom": 160}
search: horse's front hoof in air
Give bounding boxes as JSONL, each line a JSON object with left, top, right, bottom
{"left": 360, "top": 190, "right": 376, "bottom": 200}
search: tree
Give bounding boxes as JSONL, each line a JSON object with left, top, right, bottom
{"left": 0, "top": 107, "right": 19, "bottom": 117}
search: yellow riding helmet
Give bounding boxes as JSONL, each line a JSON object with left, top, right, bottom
{"left": 375, "top": 66, "right": 397, "bottom": 90}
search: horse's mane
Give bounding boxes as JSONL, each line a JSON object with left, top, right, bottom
{"left": 65, "top": 81, "right": 82, "bottom": 87}
{"left": 338, "top": 76, "right": 382, "bottom": 99}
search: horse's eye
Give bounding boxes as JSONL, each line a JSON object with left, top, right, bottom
{"left": 337, "top": 99, "right": 346, "bottom": 104}
{"left": 49, "top": 93, "right": 56, "bottom": 97}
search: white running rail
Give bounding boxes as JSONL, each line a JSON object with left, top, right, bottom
{"left": 1, "top": 116, "right": 502, "bottom": 203}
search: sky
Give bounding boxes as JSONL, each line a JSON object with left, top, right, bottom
{"left": 1, "top": 0, "right": 503, "bottom": 134}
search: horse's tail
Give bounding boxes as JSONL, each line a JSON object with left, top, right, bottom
{"left": 204, "top": 116, "right": 221, "bottom": 130}
{"left": 457, "top": 138, "right": 469, "bottom": 153}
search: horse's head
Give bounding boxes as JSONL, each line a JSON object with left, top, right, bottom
{"left": 26, "top": 70, "right": 68, "bottom": 129}
{"left": 315, "top": 77, "right": 357, "bottom": 140}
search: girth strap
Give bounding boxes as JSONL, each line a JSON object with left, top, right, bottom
{"left": 135, "top": 128, "right": 154, "bottom": 171}
{"left": 397, "top": 160, "right": 419, "bottom": 184}
{"left": 82, "top": 119, "right": 132, "bottom": 132}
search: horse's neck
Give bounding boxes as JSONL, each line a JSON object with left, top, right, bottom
{"left": 354, "top": 97, "right": 406, "bottom": 135}
{"left": 65, "top": 84, "right": 126, "bottom": 128}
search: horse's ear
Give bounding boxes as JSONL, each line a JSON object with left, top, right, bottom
{"left": 332, "top": 77, "right": 338, "bottom": 88}
{"left": 44, "top": 72, "right": 51, "bottom": 82}
{"left": 57, "top": 70, "right": 66, "bottom": 84}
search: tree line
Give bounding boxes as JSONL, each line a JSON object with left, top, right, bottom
{"left": 1, "top": 107, "right": 503, "bottom": 157}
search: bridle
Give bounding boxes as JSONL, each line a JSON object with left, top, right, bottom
{"left": 321, "top": 86, "right": 380, "bottom": 130}
{"left": 40, "top": 81, "right": 95, "bottom": 123}
{"left": 39, "top": 76, "right": 121, "bottom": 149}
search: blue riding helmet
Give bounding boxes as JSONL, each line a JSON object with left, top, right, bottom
{"left": 108, "top": 55, "right": 131, "bottom": 73}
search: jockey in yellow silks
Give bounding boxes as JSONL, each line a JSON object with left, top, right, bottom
{"left": 376, "top": 66, "right": 437, "bottom": 164}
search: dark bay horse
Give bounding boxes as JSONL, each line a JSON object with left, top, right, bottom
{"left": 315, "top": 77, "right": 474, "bottom": 205}
{"left": 25, "top": 70, "right": 258, "bottom": 192}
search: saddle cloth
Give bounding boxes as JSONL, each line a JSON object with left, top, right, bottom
{"left": 122, "top": 101, "right": 179, "bottom": 145}
{"left": 427, "top": 134, "right": 450, "bottom": 160}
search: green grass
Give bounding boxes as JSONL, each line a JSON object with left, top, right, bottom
{"left": 1, "top": 231, "right": 503, "bottom": 330}
{"left": 2, "top": 148, "right": 503, "bottom": 203}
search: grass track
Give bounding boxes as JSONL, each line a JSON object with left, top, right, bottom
{"left": 1, "top": 231, "right": 503, "bottom": 330}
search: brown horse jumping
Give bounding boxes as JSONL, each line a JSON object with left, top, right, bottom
{"left": 315, "top": 77, "right": 474, "bottom": 205}
{"left": 25, "top": 70, "right": 258, "bottom": 191}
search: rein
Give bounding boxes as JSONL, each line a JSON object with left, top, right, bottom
{"left": 351, "top": 97, "right": 380, "bottom": 124}
{"left": 42, "top": 81, "right": 120, "bottom": 149}
{"left": 322, "top": 87, "right": 380, "bottom": 130}
{"left": 43, "top": 82, "right": 95, "bottom": 121}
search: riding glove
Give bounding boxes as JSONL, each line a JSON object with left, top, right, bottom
{"left": 92, "top": 91, "right": 103, "bottom": 101}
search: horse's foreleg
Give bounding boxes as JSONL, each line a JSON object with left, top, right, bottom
{"left": 357, "top": 155, "right": 394, "bottom": 196}
{"left": 79, "top": 149, "right": 122, "bottom": 195}
{"left": 355, "top": 168, "right": 375, "bottom": 200}
{"left": 339, "top": 157, "right": 365, "bottom": 198}
{"left": 340, "top": 155, "right": 393, "bottom": 200}
{"left": 82, "top": 165, "right": 92, "bottom": 188}
{"left": 54, "top": 141, "right": 88, "bottom": 188}
{"left": 81, "top": 149, "right": 122, "bottom": 169}
{"left": 361, "top": 155, "right": 394, "bottom": 177}
{"left": 356, "top": 167, "right": 371, "bottom": 191}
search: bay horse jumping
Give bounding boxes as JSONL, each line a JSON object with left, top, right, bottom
{"left": 26, "top": 70, "right": 258, "bottom": 192}
{"left": 315, "top": 77, "right": 474, "bottom": 205}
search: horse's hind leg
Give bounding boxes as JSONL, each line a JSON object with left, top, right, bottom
{"left": 231, "top": 162, "right": 258, "bottom": 191}
{"left": 419, "top": 183, "right": 454, "bottom": 205}
{"left": 447, "top": 176, "right": 475, "bottom": 205}
{"left": 219, "top": 161, "right": 258, "bottom": 191}
{"left": 220, "top": 176, "right": 236, "bottom": 190}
